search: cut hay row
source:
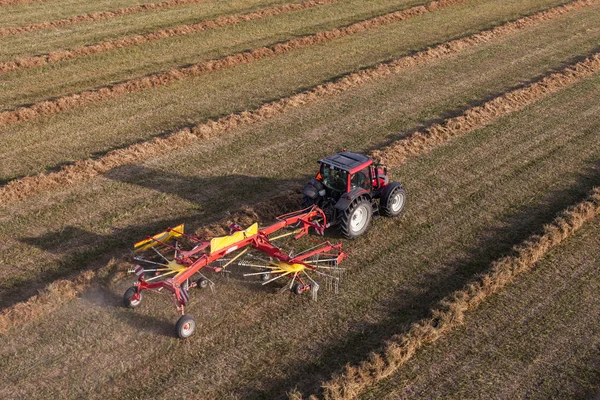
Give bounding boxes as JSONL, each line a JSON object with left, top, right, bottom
{"left": 0, "top": 0, "right": 209, "bottom": 34}
{"left": 0, "top": 0, "right": 469, "bottom": 122}
{"left": 0, "top": 0, "right": 592, "bottom": 206}
{"left": 1, "top": 49, "right": 598, "bottom": 336}
{"left": 0, "top": 0, "right": 341, "bottom": 72}
{"left": 306, "top": 189, "right": 600, "bottom": 400}
{"left": 373, "top": 53, "right": 600, "bottom": 168}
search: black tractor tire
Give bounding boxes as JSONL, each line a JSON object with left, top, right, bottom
{"left": 123, "top": 286, "right": 143, "bottom": 308}
{"left": 175, "top": 314, "right": 196, "bottom": 339}
{"left": 340, "top": 198, "right": 373, "bottom": 239}
{"left": 380, "top": 184, "right": 407, "bottom": 217}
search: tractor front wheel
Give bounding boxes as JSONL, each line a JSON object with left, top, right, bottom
{"left": 381, "top": 184, "right": 407, "bottom": 217}
{"left": 176, "top": 314, "right": 196, "bottom": 339}
{"left": 340, "top": 198, "right": 373, "bottom": 239}
{"left": 123, "top": 286, "right": 143, "bottom": 308}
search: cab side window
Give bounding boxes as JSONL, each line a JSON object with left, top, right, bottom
{"left": 351, "top": 168, "right": 371, "bottom": 190}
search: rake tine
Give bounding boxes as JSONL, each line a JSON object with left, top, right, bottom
{"left": 261, "top": 271, "right": 292, "bottom": 286}
{"left": 152, "top": 247, "right": 170, "bottom": 263}
{"left": 133, "top": 257, "right": 169, "bottom": 267}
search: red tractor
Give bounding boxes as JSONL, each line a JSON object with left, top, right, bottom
{"left": 302, "top": 151, "right": 406, "bottom": 238}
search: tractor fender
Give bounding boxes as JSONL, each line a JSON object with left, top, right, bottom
{"left": 334, "top": 188, "right": 371, "bottom": 212}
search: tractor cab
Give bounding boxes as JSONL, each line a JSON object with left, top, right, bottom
{"left": 302, "top": 151, "right": 406, "bottom": 239}
{"left": 317, "top": 152, "right": 388, "bottom": 198}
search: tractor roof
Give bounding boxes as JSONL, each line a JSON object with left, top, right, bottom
{"left": 319, "top": 152, "right": 372, "bottom": 174}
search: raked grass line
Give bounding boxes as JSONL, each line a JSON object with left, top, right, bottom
{"left": 0, "top": 0, "right": 212, "bottom": 36}
{"left": 1, "top": 48, "right": 598, "bottom": 336}
{"left": 303, "top": 189, "right": 600, "bottom": 399}
{"left": 0, "top": 0, "right": 470, "bottom": 125}
{"left": 0, "top": 0, "right": 341, "bottom": 73}
{"left": 0, "top": 0, "right": 593, "bottom": 205}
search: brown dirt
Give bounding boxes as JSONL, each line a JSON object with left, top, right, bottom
{"left": 0, "top": 0, "right": 593, "bottom": 207}
{"left": 312, "top": 186, "right": 600, "bottom": 399}
{"left": 0, "top": 0, "right": 341, "bottom": 72}
{"left": 0, "top": 0, "right": 211, "bottom": 35}
{"left": 0, "top": 0, "right": 469, "bottom": 117}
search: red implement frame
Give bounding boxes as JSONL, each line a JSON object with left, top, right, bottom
{"left": 129, "top": 206, "right": 344, "bottom": 314}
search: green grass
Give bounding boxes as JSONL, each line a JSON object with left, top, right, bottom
{"left": 361, "top": 204, "right": 600, "bottom": 400}
{"left": 0, "top": 0, "right": 591, "bottom": 181}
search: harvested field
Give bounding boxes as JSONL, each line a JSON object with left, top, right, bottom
{"left": 1, "top": 0, "right": 599, "bottom": 398}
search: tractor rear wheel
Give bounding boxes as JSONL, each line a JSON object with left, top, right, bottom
{"left": 176, "top": 314, "right": 196, "bottom": 339}
{"left": 381, "top": 184, "right": 407, "bottom": 217}
{"left": 340, "top": 198, "right": 372, "bottom": 239}
{"left": 123, "top": 286, "right": 143, "bottom": 308}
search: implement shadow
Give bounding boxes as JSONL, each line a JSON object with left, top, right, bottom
{"left": 6, "top": 166, "right": 305, "bottom": 310}
{"left": 232, "top": 162, "right": 600, "bottom": 398}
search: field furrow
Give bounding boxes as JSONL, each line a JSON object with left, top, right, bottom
{"left": 1, "top": 0, "right": 599, "bottom": 398}
{"left": 0, "top": 0, "right": 343, "bottom": 73}
{"left": 0, "top": 0, "right": 212, "bottom": 36}
{"left": 0, "top": 0, "right": 468, "bottom": 124}
{"left": 313, "top": 188, "right": 600, "bottom": 399}
{"left": 2, "top": 68, "right": 599, "bottom": 398}
{"left": 1, "top": 0, "right": 594, "bottom": 204}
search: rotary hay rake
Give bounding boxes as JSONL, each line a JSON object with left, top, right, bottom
{"left": 124, "top": 206, "right": 346, "bottom": 338}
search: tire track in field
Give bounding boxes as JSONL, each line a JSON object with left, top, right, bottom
{"left": 308, "top": 189, "right": 600, "bottom": 399}
{"left": 0, "top": 0, "right": 329, "bottom": 40}
{"left": 1, "top": 47, "right": 599, "bottom": 336}
{"left": 0, "top": 0, "right": 341, "bottom": 72}
{"left": 0, "top": 0, "right": 469, "bottom": 122}
{"left": 0, "top": 0, "right": 592, "bottom": 206}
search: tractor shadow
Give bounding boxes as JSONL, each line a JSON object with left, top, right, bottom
{"left": 7, "top": 166, "right": 307, "bottom": 310}
{"left": 231, "top": 162, "right": 600, "bottom": 398}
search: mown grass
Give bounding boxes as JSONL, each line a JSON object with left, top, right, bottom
{"left": 1, "top": 0, "right": 599, "bottom": 303}
{"left": 0, "top": 0, "right": 424, "bottom": 105}
{"left": 360, "top": 207, "right": 600, "bottom": 400}
{"left": 0, "top": 0, "right": 591, "bottom": 181}
{"left": 0, "top": 0, "right": 292, "bottom": 53}
{"left": 1, "top": 65, "right": 599, "bottom": 399}
{"left": 0, "top": 0, "right": 164, "bottom": 27}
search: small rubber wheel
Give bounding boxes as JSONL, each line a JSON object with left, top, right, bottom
{"left": 196, "top": 278, "right": 209, "bottom": 289}
{"left": 175, "top": 314, "right": 196, "bottom": 339}
{"left": 381, "top": 184, "right": 407, "bottom": 217}
{"left": 260, "top": 272, "right": 272, "bottom": 282}
{"left": 293, "top": 283, "right": 305, "bottom": 295}
{"left": 123, "top": 286, "right": 143, "bottom": 308}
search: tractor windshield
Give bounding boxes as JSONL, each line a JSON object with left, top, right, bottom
{"left": 321, "top": 165, "right": 348, "bottom": 192}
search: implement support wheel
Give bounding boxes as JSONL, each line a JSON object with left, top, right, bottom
{"left": 176, "top": 314, "right": 196, "bottom": 339}
{"left": 123, "top": 286, "right": 143, "bottom": 308}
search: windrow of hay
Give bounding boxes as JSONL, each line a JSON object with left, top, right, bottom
{"left": 0, "top": 0, "right": 334, "bottom": 40}
{"left": 309, "top": 189, "right": 600, "bottom": 400}
{"left": 373, "top": 52, "right": 600, "bottom": 168}
{"left": 0, "top": 0, "right": 469, "bottom": 120}
{"left": 0, "top": 189, "right": 300, "bottom": 334}
{"left": 0, "top": 0, "right": 209, "bottom": 33}
{"left": 0, "top": 0, "right": 593, "bottom": 206}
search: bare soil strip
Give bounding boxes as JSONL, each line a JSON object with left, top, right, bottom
{"left": 307, "top": 192, "right": 600, "bottom": 400}
{"left": 1, "top": 50, "right": 598, "bottom": 336}
{"left": 0, "top": 0, "right": 324, "bottom": 40}
{"left": 0, "top": 0, "right": 340, "bottom": 72}
{"left": 0, "top": 0, "right": 469, "bottom": 122}
{"left": 0, "top": 0, "right": 592, "bottom": 207}
{"left": 0, "top": 0, "right": 209, "bottom": 32}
